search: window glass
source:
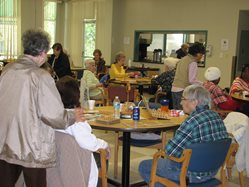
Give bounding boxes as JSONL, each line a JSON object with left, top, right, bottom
{"left": 0, "top": 0, "right": 17, "bottom": 60}
{"left": 166, "top": 34, "right": 183, "bottom": 56}
{"left": 44, "top": 1, "right": 57, "bottom": 53}
{"left": 83, "top": 19, "right": 96, "bottom": 61}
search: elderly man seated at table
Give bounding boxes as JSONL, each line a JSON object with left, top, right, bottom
{"left": 80, "top": 59, "right": 104, "bottom": 101}
{"left": 139, "top": 85, "right": 228, "bottom": 185}
{"left": 230, "top": 63, "right": 249, "bottom": 94}
{"left": 203, "top": 67, "right": 242, "bottom": 111}
{"left": 109, "top": 51, "right": 139, "bottom": 79}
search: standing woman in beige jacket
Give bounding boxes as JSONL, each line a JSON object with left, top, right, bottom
{"left": 0, "top": 29, "right": 84, "bottom": 187}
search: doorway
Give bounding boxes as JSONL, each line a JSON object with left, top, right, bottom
{"left": 236, "top": 10, "right": 249, "bottom": 78}
{"left": 238, "top": 30, "right": 249, "bottom": 72}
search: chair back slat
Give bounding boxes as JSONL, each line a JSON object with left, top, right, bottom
{"left": 186, "top": 138, "right": 231, "bottom": 172}
{"left": 107, "top": 84, "right": 136, "bottom": 103}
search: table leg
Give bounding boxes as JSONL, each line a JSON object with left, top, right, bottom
{"left": 122, "top": 132, "right": 131, "bottom": 187}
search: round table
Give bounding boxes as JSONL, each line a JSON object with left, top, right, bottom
{"left": 88, "top": 106, "right": 186, "bottom": 187}
{"left": 231, "top": 93, "right": 249, "bottom": 102}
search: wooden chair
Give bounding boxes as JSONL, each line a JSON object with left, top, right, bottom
{"left": 149, "top": 138, "right": 232, "bottom": 187}
{"left": 223, "top": 111, "right": 248, "bottom": 187}
{"left": 106, "top": 82, "right": 139, "bottom": 105}
{"left": 97, "top": 148, "right": 108, "bottom": 187}
{"left": 226, "top": 142, "right": 244, "bottom": 187}
{"left": 149, "top": 149, "right": 192, "bottom": 187}
{"left": 80, "top": 79, "right": 106, "bottom": 107}
{"left": 46, "top": 132, "right": 92, "bottom": 187}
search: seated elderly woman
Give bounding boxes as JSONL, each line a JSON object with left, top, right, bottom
{"left": 109, "top": 51, "right": 139, "bottom": 79}
{"left": 139, "top": 85, "right": 228, "bottom": 185}
{"left": 93, "top": 49, "right": 106, "bottom": 79}
{"left": 151, "top": 57, "right": 179, "bottom": 108}
{"left": 230, "top": 63, "right": 249, "bottom": 94}
{"left": 80, "top": 59, "right": 104, "bottom": 101}
{"left": 56, "top": 76, "right": 110, "bottom": 187}
{"left": 203, "top": 67, "right": 242, "bottom": 111}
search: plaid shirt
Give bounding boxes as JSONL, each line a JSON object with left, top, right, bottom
{"left": 203, "top": 81, "right": 227, "bottom": 105}
{"left": 166, "top": 105, "right": 228, "bottom": 180}
{"left": 166, "top": 105, "right": 228, "bottom": 157}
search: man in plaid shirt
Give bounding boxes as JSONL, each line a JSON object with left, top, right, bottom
{"left": 139, "top": 85, "right": 228, "bottom": 185}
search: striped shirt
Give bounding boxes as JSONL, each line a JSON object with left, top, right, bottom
{"left": 230, "top": 77, "right": 249, "bottom": 94}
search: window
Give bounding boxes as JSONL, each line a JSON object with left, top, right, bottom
{"left": 83, "top": 19, "right": 96, "bottom": 61}
{"left": 44, "top": 1, "right": 57, "bottom": 53}
{"left": 134, "top": 30, "right": 207, "bottom": 67}
{"left": 0, "top": 0, "right": 18, "bottom": 60}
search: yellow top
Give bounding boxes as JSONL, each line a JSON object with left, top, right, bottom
{"left": 109, "top": 64, "right": 127, "bottom": 79}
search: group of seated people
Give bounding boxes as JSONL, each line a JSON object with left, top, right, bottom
{"left": 46, "top": 45, "right": 141, "bottom": 103}
{"left": 42, "top": 43, "right": 249, "bottom": 184}
{"left": 2, "top": 29, "right": 243, "bottom": 187}
{"left": 203, "top": 64, "right": 249, "bottom": 116}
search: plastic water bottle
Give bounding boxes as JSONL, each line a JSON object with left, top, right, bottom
{"left": 113, "top": 96, "right": 120, "bottom": 119}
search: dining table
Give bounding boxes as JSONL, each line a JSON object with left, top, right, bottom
{"left": 109, "top": 77, "right": 152, "bottom": 96}
{"left": 231, "top": 92, "right": 249, "bottom": 102}
{"left": 110, "top": 77, "right": 152, "bottom": 86}
{"left": 88, "top": 106, "right": 186, "bottom": 187}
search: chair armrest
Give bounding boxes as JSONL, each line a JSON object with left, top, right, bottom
{"left": 150, "top": 151, "right": 166, "bottom": 184}
{"left": 150, "top": 149, "right": 192, "bottom": 187}
{"left": 96, "top": 148, "right": 108, "bottom": 187}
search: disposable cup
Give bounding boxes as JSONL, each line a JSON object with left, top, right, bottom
{"left": 88, "top": 100, "right": 95, "bottom": 111}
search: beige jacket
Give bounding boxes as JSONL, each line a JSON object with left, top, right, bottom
{"left": 0, "top": 55, "right": 75, "bottom": 168}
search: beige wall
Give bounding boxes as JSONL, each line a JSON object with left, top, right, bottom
{"left": 19, "top": 0, "right": 249, "bottom": 87}
{"left": 111, "top": 0, "right": 249, "bottom": 88}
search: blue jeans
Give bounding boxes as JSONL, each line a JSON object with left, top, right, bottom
{"left": 139, "top": 158, "right": 181, "bottom": 187}
{"left": 139, "top": 158, "right": 217, "bottom": 186}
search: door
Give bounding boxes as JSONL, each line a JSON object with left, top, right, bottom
{"left": 238, "top": 30, "right": 249, "bottom": 72}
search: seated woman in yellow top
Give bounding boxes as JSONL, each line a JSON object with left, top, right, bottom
{"left": 110, "top": 52, "right": 138, "bottom": 79}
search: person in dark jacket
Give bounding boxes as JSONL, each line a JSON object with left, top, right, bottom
{"left": 176, "top": 43, "right": 189, "bottom": 59}
{"left": 93, "top": 49, "right": 106, "bottom": 79}
{"left": 48, "top": 43, "right": 73, "bottom": 78}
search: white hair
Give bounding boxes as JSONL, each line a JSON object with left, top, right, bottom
{"left": 163, "top": 57, "right": 179, "bottom": 70}
{"left": 85, "top": 59, "right": 95, "bottom": 69}
{"left": 183, "top": 85, "right": 211, "bottom": 107}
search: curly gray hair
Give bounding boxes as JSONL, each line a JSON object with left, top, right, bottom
{"left": 22, "top": 29, "right": 51, "bottom": 56}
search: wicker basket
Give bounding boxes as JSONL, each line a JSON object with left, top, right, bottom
{"left": 148, "top": 109, "right": 170, "bottom": 119}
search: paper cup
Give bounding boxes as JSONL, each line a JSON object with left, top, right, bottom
{"left": 88, "top": 100, "right": 95, "bottom": 111}
{"left": 120, "top": 103, "right": 124, "bottom": 112}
